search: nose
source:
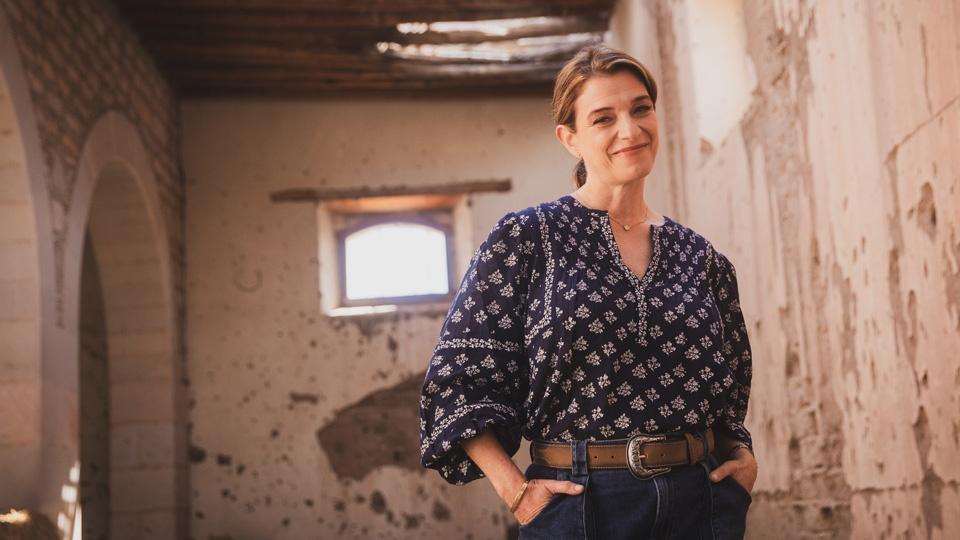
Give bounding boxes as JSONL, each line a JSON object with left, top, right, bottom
{"left": 617, "top": 113, "right": 643, "bottom": 140}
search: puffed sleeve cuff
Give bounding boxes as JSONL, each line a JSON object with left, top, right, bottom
{"left": 716, "top": 419, "right": 753, "bottom": 454}
{"left": 419, "top": 401, "right": 524, "bottom": 485}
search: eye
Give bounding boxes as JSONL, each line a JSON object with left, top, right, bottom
{"left": 633, "top": 105, "right": 652, "bottom": 114}
{"left": 592, "top": 116, "right": 611, "bottom": 125}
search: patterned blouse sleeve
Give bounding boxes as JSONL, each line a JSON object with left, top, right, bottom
{"left": 707, "top": 246, "right": 754, "bottom": 453}
{"left": 419, "top": 211, "right": 534, "bottom": 484}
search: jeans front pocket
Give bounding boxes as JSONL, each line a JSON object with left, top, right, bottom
{"left": 705, "top": 453, "right": 750, "bottom": 540}
{"left": 519, "top": 464, "right": 583, "bottom": 539}
{"left": 722, "top": 474, "right": 753, "bottom": 505}
{"left": 518, "top": 489, "right": 567, "bottom": 530}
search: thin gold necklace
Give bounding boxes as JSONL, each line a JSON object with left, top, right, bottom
{"left": 573, "top": 193, "right": 652, "bottom": 230}
{"left": 608, "top": 206, "right": 650, "bottom": 231}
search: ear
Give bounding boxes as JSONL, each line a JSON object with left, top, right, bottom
{"left": 554, "top": 124, "right": 580, "bottom": 159}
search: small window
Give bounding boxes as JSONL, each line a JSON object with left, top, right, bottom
{"left": 277, "top": 180, "right": 510, "bottom": 317}
{"left": 340, "top": 217, "right": 452, "bottom": 302}
{"left": 316, "top": 193, "right": 474, "bottom": 317}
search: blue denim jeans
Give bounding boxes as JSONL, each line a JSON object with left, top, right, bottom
{"left": 519, "top": 438, "right": 752, "bottom": 539}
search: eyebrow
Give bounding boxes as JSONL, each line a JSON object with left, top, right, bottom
{"left": 587, "top": 95, "right": 652, "bottom": 117}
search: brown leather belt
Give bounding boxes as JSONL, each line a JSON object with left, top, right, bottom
{"left": 530, "top": 428, "right": 714, "bottom": 480}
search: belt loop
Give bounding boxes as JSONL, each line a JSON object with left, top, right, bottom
{"left": 697, "top": 429, "right": 708, "bottom": 461}
{"left": 682, "top": 432, "right": 696, "bottom": 463}
{"left": 571, "top": 440, "right": 589, "bottom": 477}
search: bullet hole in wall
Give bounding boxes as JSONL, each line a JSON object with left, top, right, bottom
{"left": 289, "top": 392, "right": 320, "bottom": 406}
{"left": 403, "top": 513, "right": 424, "bottom": 529}
{"left": 189, "top": 445, "right": 207, "bottom": 463}
{"left": 370, "top": 490, "right": 387, "bottom": 514}
{"left": 433, "top": 501, "right": 451, "bottom": 521}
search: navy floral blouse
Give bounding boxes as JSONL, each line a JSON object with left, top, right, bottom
{"left": 418, "top": 194, "right": 753, "bottom": 485}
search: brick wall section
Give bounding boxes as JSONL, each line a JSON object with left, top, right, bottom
{"left": 0, "top": 0, "right": 184, "bottom": 315}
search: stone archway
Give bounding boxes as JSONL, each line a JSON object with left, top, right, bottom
{"left": 57, "top": 111, "right": 187, "bottom": 539}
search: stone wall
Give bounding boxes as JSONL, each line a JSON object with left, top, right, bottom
{"left": 0, "top": 0, "right": 186, "bottom": 537}
{"left": 1, "top": 0, "right": 183, "bottom": 304}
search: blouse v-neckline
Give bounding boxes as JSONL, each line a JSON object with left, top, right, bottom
{"left": 562, "top": 194, "right": 672, "bottom": 285}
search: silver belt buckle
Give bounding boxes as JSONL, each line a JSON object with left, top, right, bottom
{"left": 626, "top": 433, "right": 672, "bottom": 480}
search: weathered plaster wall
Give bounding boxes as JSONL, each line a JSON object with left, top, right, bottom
{"left": 181, "top": 97, "right": 590, "bottom": 539}
{"left": 620, "top": 0, "right": 960, "bottom": 538}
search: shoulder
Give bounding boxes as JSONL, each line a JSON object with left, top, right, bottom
{"left": 473, "top": 206, "right": 542, "bottom": 270}
{"left": 493, "top": 204, "right": 539, "bottom": 233}
{"left": 484, "top": 203, "right": 545, "bottom": 247}
{"left": 662, "top": 218, "right": 734, "bottom": 275}
{"left": 662, "top": 217, "right": 716, "bottom": 254}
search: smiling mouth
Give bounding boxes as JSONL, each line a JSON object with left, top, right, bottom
{"left": 614, "top": 143, "right": 649, "bottom": 155}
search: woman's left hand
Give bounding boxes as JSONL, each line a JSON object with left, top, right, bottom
{"left": 709, "top": 447, "right": 757, "bottom": 494}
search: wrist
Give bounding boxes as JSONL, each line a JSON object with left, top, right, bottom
{"left": 726, "top": 442, "right": 753, "bottom": 460}
{"left": 493, "top": 471, "right": 528, "bottom": 505}
{"left": 508, "top": 480, "right": 531, "bottom": 513}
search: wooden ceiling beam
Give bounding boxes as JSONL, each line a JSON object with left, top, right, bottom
{"left": 147, "top": 39, "right": 595, "bottom": 71}
{"left": 133, "top": 28, "right": 384, "bottom": 49}
{"left": 389, "top": 61, "right": 567, "bottom": 76}
{"left": 130, "top": 14, "right": 610, "bottom": 48}
{"left": 166, "top": 61, "right": 564, "bottom": 84}
{"left": 271, "top": 179, "right": 512, "bottom": 204}
{"left": 116, "top": 5, "right": 613, "bottom": 30}
{"left": 115, "top": 0, "right": 614, "bottom": 14}
{"left": 148, "top": 44, "right": 389, "bottom": 71}
{"left": 176, "top": 79, "right": 554, "bottom": 98}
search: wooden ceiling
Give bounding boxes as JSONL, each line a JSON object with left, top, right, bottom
{"left": 112, "top": 0, "right": 617, "bottom": 98}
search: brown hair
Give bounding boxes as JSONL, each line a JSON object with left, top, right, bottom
{"left": 551, "top": 44, "right": 659, "bottom": 187}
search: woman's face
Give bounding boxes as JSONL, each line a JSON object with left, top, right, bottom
{"left": 556, "top": 70, "right": 659, "bottom": 186}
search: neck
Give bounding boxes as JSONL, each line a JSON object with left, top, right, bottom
{"left": 574, "top": 179, "right": 651, "bottom": 222}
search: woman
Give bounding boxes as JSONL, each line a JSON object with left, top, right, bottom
{"left": 419, "top": 44, "right": 758, "bottom": 539}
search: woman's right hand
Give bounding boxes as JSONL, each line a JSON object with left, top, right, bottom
{"left": 513, "top": 479, "right": 584, "bottom": 525}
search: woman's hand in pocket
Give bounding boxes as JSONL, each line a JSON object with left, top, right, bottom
{"left": 709, "top": 446, "right": 757, "bottom": 494}
{"left": 514, "top": 479, "right": 584, "bottom": 525}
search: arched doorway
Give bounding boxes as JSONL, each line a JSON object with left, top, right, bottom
{"left": 76, "top": 159, "right": 180, "bottom": 539}
{"left": 62, "top": 112, "right": 187, "bottom": 539}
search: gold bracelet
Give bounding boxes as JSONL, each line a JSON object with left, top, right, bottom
{"left": 509, "top": 480, "right": 530, "bottom": 513}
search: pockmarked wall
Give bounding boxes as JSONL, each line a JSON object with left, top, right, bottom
{"left": 181, "top": 97, "right": 618, "bottom": 539}
{"left": 611, "top": 0, "right": 960, "bottom": 538}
